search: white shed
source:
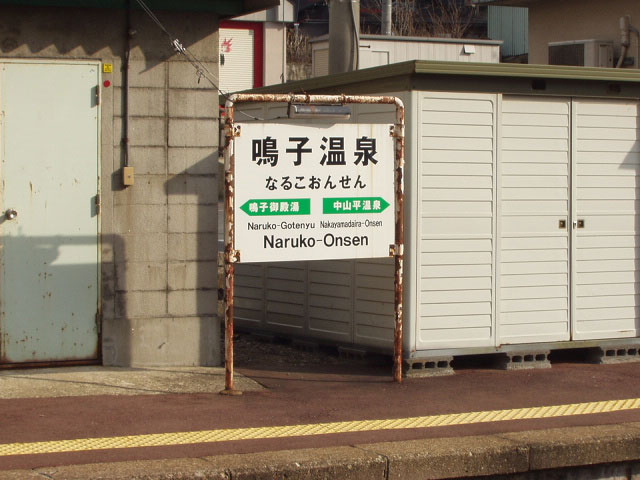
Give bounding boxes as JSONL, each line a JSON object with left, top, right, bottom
{"left": 231, "top": 61, "right": 640, "bottom": 372}
{"left": 311, "top": 35, "right": 502, "bottom": 77}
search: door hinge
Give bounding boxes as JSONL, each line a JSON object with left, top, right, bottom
{"left": 95, "top": 193, "right": 101, "bottom": 215}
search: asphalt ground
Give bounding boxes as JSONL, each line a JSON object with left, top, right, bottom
{"left": 1, "top": 334, "right": 640, "bottom": 473}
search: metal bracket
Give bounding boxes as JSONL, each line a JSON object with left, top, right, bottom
{"left": 389, "top": 244, "right": 397, "bottom": 256}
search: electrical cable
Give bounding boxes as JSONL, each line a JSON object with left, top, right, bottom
{"left": 350, "top": 0, "right": 360, "bottom": 69}
{"left": 132, "top": 0, "right": 266, "bottom": 121}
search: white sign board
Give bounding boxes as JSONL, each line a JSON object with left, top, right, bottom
{"left": 234, "top": 123, "right": 395, "bottom": 263}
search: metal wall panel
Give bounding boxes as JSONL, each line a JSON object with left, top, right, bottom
{"left": 309, "top": 260, "right": 353, "bottom": 341}
{"left": 354, "top": 258, "right": 395, "bottom": 348}
{"left": 219, "top": 27, "right": 255, "bottom": 93}
{"left": 312, "top": 39, "right": 500, "bottom": 77}
{"left": 497, "top": 96, "right": 570, "bottom": 345}
{"left": 416, "top": 92, "right": 496, "bottom": 350}
{"left": 488, "top": 6, "right": 528, "bottom": 57}
{"left": 232, "top": 92, "right": 640, "bottom": 357}
{"left": 573, "top": 99, "right": 640, "bottom": 340}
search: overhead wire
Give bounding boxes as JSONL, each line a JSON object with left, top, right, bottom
{"left": 132, "top": 0, "right": 266, "bottom": 121}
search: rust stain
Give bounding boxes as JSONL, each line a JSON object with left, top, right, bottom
{"left": 221, "top": 106, "right": 240, "bottom": 395}
{"left": 222, "top": 94, "right": 406, "bottom": 386}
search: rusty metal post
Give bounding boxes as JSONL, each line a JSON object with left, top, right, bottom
{"left": 219, "top": 93, "right": 405, "bottom": 387}
{"left": 392, "top": 99, "right": 405, "bottom": 383}
{"left": 221, "top": 97, "right": 242, "bottom": 396}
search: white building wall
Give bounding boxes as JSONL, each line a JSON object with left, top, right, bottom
{"left": 233, "top": 91, "right": 640, "bottom": 357}
{"left": 312, "top": 37, "right": 501, "bottom": 77}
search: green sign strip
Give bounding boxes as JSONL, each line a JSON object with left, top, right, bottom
{"left": 240, "top": 198, "right": 311, "bottom": 216}
{"left": 323, "top": 197, "right": 390, "bottom": 214}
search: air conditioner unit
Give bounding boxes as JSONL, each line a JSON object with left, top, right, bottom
{"left": 548, "top": 40, "right": 614, "bottom": 67}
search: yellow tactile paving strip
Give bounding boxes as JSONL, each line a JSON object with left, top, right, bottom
{"left": 2, "top": 397, "right": 640, "bottom": 456}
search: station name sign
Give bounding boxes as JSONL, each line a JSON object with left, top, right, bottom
{"left": 234, "top": 123, "right": 395, "bottom": 263}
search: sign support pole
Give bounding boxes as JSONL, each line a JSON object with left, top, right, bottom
{"left": 221, "top": 113, "right": 241, "bottom": 396}
{"left": 392, "top": 106, "right": 405, "bottom": 384}
{"left": 221, "top": 94, "right": 405, "bottom": 394}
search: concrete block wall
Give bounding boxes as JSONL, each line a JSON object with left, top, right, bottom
{"left": 0, "top": 5, "right": 221, "bottom": 366}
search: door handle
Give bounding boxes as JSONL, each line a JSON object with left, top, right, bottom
{"left": 5, "top": 208, "right": 17, "bottom": 220}
{"left": 577, "top": 219, "right": 585, "bottom": 228}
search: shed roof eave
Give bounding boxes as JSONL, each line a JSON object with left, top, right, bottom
{"left": 413, "top": 61, "right": 640, "bottom": 83}
{"left": 310, "top": 34, "right": 503, "bottom": 46}
{"left": 472, "top": 0, "right": 539, "bottom": 6}
{"left": 239, "top": 61, "right": 418, "bottom": 95}
{"left": 243, "top": 60, "right": 640, "bottom": 98}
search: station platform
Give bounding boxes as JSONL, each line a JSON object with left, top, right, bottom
{"left": 0, "top": 334, "right": 639, "bottom": 479}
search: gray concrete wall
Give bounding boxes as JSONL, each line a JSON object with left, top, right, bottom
{"left": 0, "top": 5, "right": 220, "bottom": 366}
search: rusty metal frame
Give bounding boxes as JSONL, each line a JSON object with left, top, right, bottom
{"left": 221, "top": 93, "right": 405, "bottom": 394}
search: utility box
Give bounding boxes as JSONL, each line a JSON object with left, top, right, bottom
{"left": 548, "top": 40, "right": 614, "bottom": 67}
{"left": 231, "top": 61, "right": 640, "bottom": 364}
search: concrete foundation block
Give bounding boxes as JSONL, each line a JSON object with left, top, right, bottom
{"left": 124, "top": 147, "right": 168, "bottom": 175}
{"left": 128, "top": 60, "right": 167, "bottom": 88}
{"left": 114, "top": 175, "right": 168, "bottom": 205}
{"left": 502, "top": 424, "right": 640, "bottom": 471}
{"left": 168, "top": 118, "right": 218, "bottom": 147}
{"left": 115, "top": 290, "right": 167, "bottom": 319}
{"left": 499, "top": 350, "right": 551, "bottom": 370}
{"left": 360, "top": 435, "right": 529, "bottom": 480}
{"left": 168, "top": 61, "right": 218, "bottom": 89}
{"left": 168, "top": 290, "right": 216, "bottom": 316}
{"left": 102, "top": 315, "right": 221, "bottom": 367}
{"left": 113, "top": 117, "right": 167, "bottom": 147}
{"left": 168, "top": 261, "right": 217, "bottom": 291}
{"left": 168, "top": 89, "right": 218, "bottom": 118}
{"left": 167, "top": 174, "right": 217, "bottom": 205}
{"left": 129, "top": 117, "right": 167, "bottom": 147}
{"left": 115, "top": 262, "right": 167, "bottom": 292}
{"left": 168, "top": 233, "right": 218, "bottom": 261}
{"left": 405, "top": 356, "right": 454, "bottom": 377}
{"left": 221, "top": 448, "right": 387, "bottom": 480}
{"left": 168, "top": 147, "right": 218, "bottom": 175}
{"left": 114, "top": 87, "right": 166, "bottom": 117}
{"left": 338, "top": 346, "right": 367, "bottom": 359}
{"left": 589, "top": 345, "right": 640, "bottom": 365}
{"left": 114, "top": 233, "right": 168, "bottom": 263}
{"left": 113, "top": 204, "right": 167, "bottom": 234}
{"left": 168, "top": 204, "right": 217, "bottom": 233}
